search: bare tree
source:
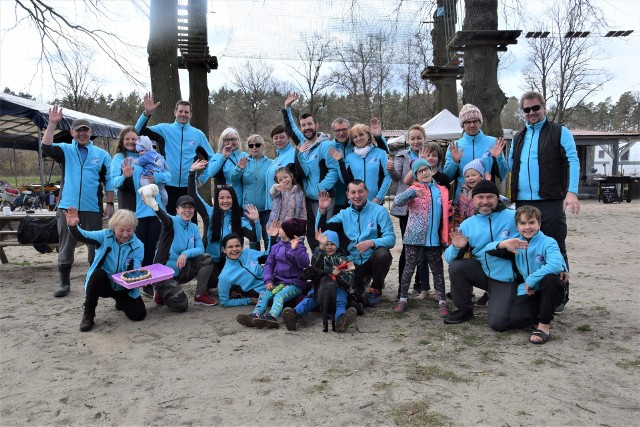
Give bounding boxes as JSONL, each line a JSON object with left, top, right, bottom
{"left": 229, "top": 60, "right": 278, "bottom": 135}
{"left": 52, "top": 49, "right": 101, "bottom": 113}
{"left": 522, "top": 0, "right": 610, "bottom": 124}
{"left": 330, "top": 31, "right": 394, "bottom": 123}
{"left": 8, "top": 0, "right": 143, "bottom": 86}
{"left": 289, "top": 33, "right": 333, "bottom": 118}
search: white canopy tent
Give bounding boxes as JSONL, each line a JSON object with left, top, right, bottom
{"left": 388, "top": 109, "right": 462, "bottom": 147}
{"left": 387, "top": 109, "right": 513, "bottom": 149}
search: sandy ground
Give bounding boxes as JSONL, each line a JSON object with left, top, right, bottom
{"left": 1, "top": 199, "right": 639, "bottom": 426}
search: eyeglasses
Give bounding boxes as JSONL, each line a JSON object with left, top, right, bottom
{"left": 223, "top": 138, "right": 238, "bottom": 143}
{"left": 248, "top": 143, "right": 262, "bottom": 148}
{"left": 523, "top": 105, "right": 542, "bottom": 114}
{"left": 333, "top": 128, "right": 349, "bottom": 133}
{"left": 417, "top": 167, "right": 432, "bottom": 174}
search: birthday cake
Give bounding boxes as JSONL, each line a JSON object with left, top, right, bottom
{"left": 120, "top": 269, "right": 151, "bottom": 283}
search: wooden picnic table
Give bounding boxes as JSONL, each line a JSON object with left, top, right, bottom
{"left": 0, "top": 210, "right": 58, "bottom": 264}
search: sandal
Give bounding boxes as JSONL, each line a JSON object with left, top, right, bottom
{"left": 529, "top": 329, "right": 551, "bottom": 345}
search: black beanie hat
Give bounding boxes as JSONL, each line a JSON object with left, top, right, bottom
{"left": 281, "top": 218, "right": 307, "bottom": 239}
{"left": 471, "top": 180, "right": 500, "bottom": 197}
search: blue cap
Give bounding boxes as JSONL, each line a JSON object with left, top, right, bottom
{"left": 323, "top": 230, "right": 340, "bottom": 248}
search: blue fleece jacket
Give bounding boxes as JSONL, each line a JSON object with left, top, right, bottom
{"left": 70, "top": 226, "right": 144, "bottom": 299}
{"left": 166, "top": 215, "right": 205, "bottom": 277}
{"left": 508, "top": 118, "right": 580, "bottom": 200}
{"left": 218, "top": 248, "right": 269, "bottom": 307}
{"left": 264, "top": 143, "right": 296, "bottom": 210}
{"left": 444, "top": 206, "right": 517, "bottom": 282}
{"left": 319, "top": 201, "right": 396, "bottom": 265}
{"left": 135, "top": 113, "right": 214, "bottom": 187}
{"left": 443, "top": 130, "right": 508, "bottom": 203}
{"left": 283, "top": 107, "right": 340, "bottom": 200}
{"left": 230, "top": 155, "right": 273, "bottom": 210}
{"left": 111, "top": 151, "right": 171, "bottom": 218}
{"left": 43, "top": 140, "right": 113, "bottom": 212}
{"left": 345, "top": 146, "right": 392, "bottom": 202}
{"left": 486, "top": 230, "right": 567, "bottom": 296}
{"left": 206, "top": 149, "right": 249, "bottom": 204}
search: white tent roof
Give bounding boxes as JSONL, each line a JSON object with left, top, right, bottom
{"left": 388, "top": 109, "right": 461, "bottom": 146}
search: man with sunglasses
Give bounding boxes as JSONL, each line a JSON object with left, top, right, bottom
{"left": 509, "top": 91, "right": 580, "bottom": 311}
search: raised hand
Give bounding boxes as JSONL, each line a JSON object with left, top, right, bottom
{"left": 448, "top": 141, "right": 464, "bottom": 163}
{"left": 450, "top": 228, "right": 469, "bottom": 249}
{"left": 315, "top": 229, "right": 328, "bottom": 246}
{"left": 290, "top": 235, "right": 300, "bottom": 250}
{"left": 222, "top": 143, "right": 234, "bottom": 158}
{"left": 237, "top": 156, "right": 248, "bottom": 169}
{"left": 499, "top": 237, "right": 529, "bottom": 254}
{"left": 285, "top": 92, "right": 299, "bottom": 108}
{"left": 244, "top": 204, "right": 259, "bottom": 221}
{"left": 370, "top": 117, "right": 382, "bottom": 137}
{"left": 490, "top": 137, "right": 506, "bottom": 158}
{"left": 143, "top": 92, "right": 160, "bottom": 116}
{"left": 267, "top": 221, "right": 280, "bottom": 237}
{"left": 122, "top": 157, "right": 134, "bottom": 178}
{"left": 63, "top": 206, "right": 80, "bottom": 227}
{"left": 328, "top": 147, "right": 343, "bottom": 162}
{"left": 190, "top": 159, "right": 208, "bottom": 172}
{"left": 48, "top": 105, "right": 63, "bottom": 124}
{"left": 297, "top": 141, "right": 312, "bottom": 153}
{"left": 318, "top": 190, "right": 332, "bottom": 210}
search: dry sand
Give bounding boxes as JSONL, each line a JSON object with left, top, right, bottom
{"left": 1, "top": 200, "right": 639, "bottom": 426}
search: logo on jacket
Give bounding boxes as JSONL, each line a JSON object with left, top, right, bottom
{"left": 249, "top": 260, "right": 256, "bottom": 267}
{"left": 92, "top": 157, "right": 100, "bottom": 164}
{"left": 367, "top": 221, "right": 374, "bottom": 229}
{"left": 188, "top": 236, "right": 196, "bottom": 245}
{"left": 535, "top": 254, "right": 545, "bottom": 264}
{"left": 499, "top": 229, "right": 511, "bottom": 239}
{"left": 369, "top": 158, "right": 377, "bottom": 164}
{"left": 189, "top": 140, "right": 195, "bottom": 146}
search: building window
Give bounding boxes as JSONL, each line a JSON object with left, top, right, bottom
{"left": 598, "top": 150, "right": 605, "bottom": 159}
{"left": 621, "top": 151, "right": 629, "bottom": 161}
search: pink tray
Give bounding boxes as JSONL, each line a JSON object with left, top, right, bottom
{"left": 111, "top": 263, "right": 175, "bottom": 289}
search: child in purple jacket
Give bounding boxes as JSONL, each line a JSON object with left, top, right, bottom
{"left": 236, "top": 217, "right": 310, "bottom": 329}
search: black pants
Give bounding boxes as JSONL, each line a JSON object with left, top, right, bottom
{"left": 166, "top": 185, "right": 198, "bottom": 224}
{"left": 449, "top": 258, "right": 516, "bottom": 331}
{"left": 136, "top": 216, "right": 162, "bottom": 266}
{"left": 354, "top": 247, "right": 393, "bottom": 295}
{"left": 516, "top": 199, "right": 569, "bottom": 303}
{"left": 396, "top": 215, "right": 430, "bottom": 297}
{"left": 510, "top": 274, "right": 565, "bottom": 328}
{"left": 85, "top": 268, "right": 146, "bottom": 321}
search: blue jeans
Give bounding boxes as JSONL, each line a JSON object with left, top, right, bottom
{"left": 294, "top": 287, "right": 348, "bottom": 321}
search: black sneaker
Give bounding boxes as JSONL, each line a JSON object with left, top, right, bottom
{"left": 253, "top": 314, "right": 279, "bottom": 329}
{"left": 443, "top": 309, "right": 474, "bottom": 324}
{"left": 475, "top": 292, "right": 489, "bottom": 306}
{"left": 282, "top": 307, "right": 298, "bottom": 331}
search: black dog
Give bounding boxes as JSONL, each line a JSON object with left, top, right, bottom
{"left": 300, "top": 266, "right": 337, "bottom": 332}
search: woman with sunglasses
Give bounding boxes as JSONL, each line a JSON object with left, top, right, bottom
{"left": 231, "top": 134, "right": 273, "bottom": 249}
{"left": 205, "top": 127, "right": 249, "bottom": 205}
{"left": 442, "top": 104, "right": 509, "bottom": 204}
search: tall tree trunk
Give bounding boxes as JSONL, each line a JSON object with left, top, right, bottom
{"left": 187, "top": 0, "right": 210, "bottom": 139}
{"left": 432, "top": 0, "right": 459, "bottom": 115}
{"left": 461, "top": 0, "right": 506, "bottom": 137}
{"left": 148, "top": 0, "right": 181, "bottom": 123}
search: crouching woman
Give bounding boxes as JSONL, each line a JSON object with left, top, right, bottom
{"left": 65, "top": 207, "right": 146, "bottom": 332}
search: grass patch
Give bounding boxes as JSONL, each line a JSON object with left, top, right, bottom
{"left": 307, "top": 380, "right": 330, "bottom": 394}
{"left": 373, "top": 381, "right": 393, "bottom": 391}
{"left": 478, "top": 349, "right": 500, "bottom": 363}
{"left": 389, "top": 401, "right": 453, "bottom": 426}
{"left": 576, "top": 324, "right": 592, "bottom": 332}
{"left": 533, "top": 358, "right": 546, "bottom": 365}
{"left": 408, "top": 365, "right": 468, "bottom": 383}
{"left": 418, "top": 339, "right": 431, "bottom": 346}
{"left": 251, "top": 376, "right": 271, "bottom": 383}
{"left": 615, "top": 358, "right": 640, "bottom": 370}
{"left": 594, "top": 305, "right": 610, "bottom": 315}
